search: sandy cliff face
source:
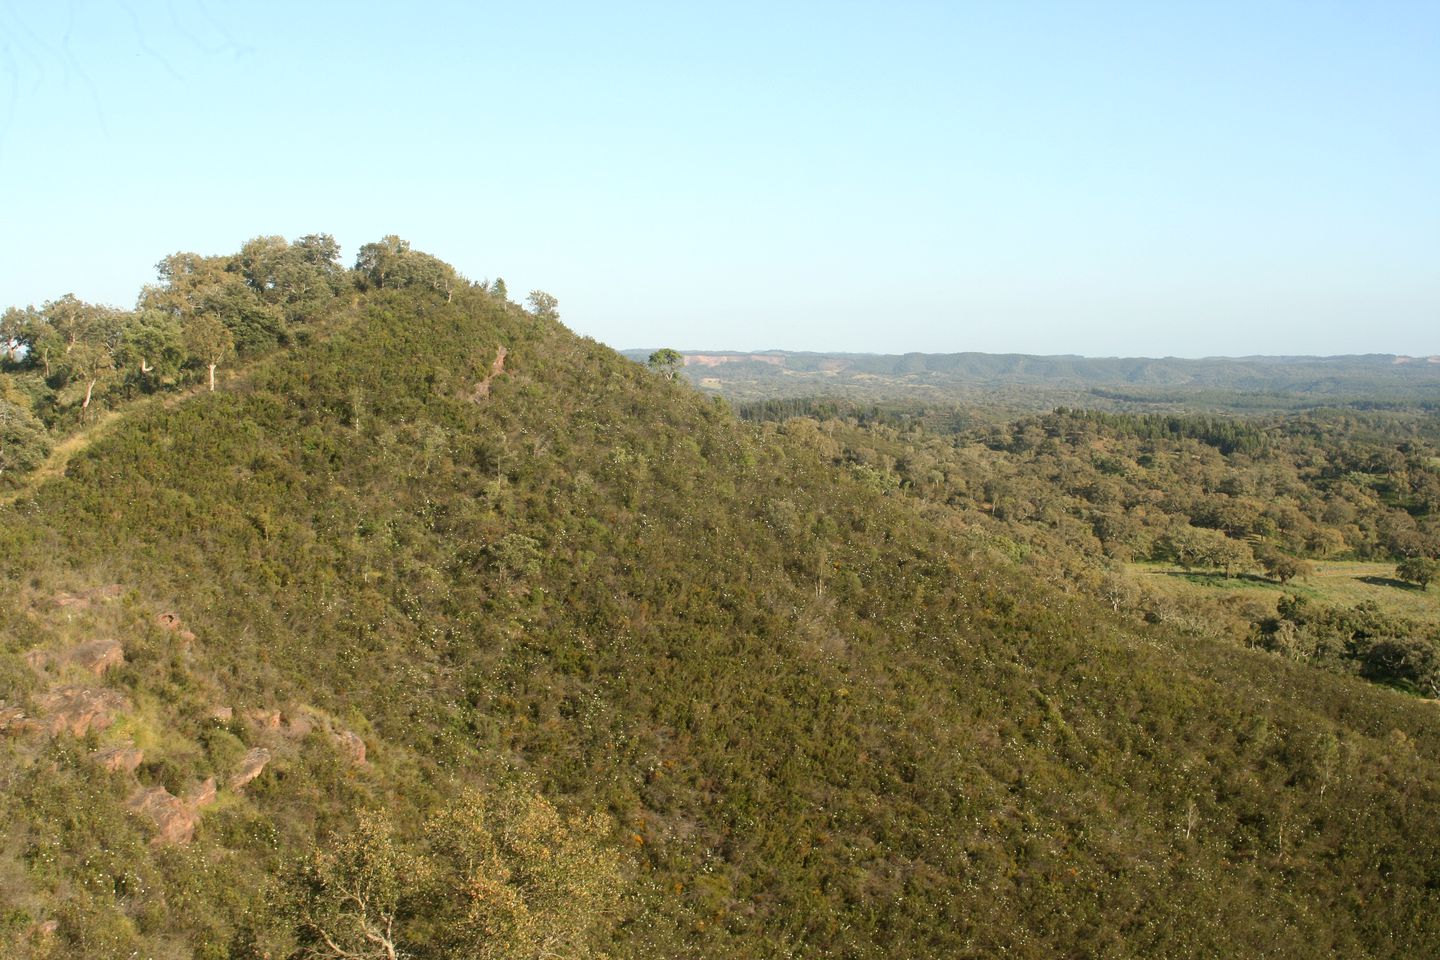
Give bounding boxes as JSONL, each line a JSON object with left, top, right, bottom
{"left": 684, "top": 353, "right": 787, "bottom": 367}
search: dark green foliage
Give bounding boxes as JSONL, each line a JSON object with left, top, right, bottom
{"left": 1397, "top": 557, "right": 1439, "bottom": 589}
{"left": 646, "top": 348, "right": 683, "bottom": 380}
{"left": 0, "top": 395, "right": 49, "bottom": 483}
{"left": 1258, "top": 596, "right": 1440, "bottom": 697}
{"left": 1257, "top": 547, "right": 1311, "bottom": 584}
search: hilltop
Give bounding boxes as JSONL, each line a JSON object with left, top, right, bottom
{"left": 2, "top": 239, "right": 1439, "bottom": 958}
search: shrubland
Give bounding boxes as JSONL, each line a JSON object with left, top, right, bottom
{"left": 1, "top": 239, "right": 1438, "bottom": 958}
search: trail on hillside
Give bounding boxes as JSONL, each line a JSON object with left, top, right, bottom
{"left": 1, "top": 382, "right": 219, "bottom": 508}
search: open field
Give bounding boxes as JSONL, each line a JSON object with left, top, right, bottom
{"left": 1129, "top": 560, "right": 1440, "bottom": 623}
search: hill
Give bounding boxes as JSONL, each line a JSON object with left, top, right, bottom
{"left": 2, "top": 240, "right": 1439, "bottom": 958}
{"left": 621, "top": 348, "right": 1440, "bottom": 411}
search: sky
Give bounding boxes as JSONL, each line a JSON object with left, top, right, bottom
{"left": 1, "top": 1, "right": 1436, "bottom": 358}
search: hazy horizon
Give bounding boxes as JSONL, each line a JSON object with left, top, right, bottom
{"left": 623, "top": 346, "right": 1440, "bottom": 362}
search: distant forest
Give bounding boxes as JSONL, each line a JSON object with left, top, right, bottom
{"left": 621, "top": 348, "right": 1440, "bottom": 411}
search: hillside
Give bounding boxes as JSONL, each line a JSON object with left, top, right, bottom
{"left": 622, "top": 349, "right": 1440, "bottom": 410}
{"left": 3, "top": 241, "right": 1440, "bottom": 958}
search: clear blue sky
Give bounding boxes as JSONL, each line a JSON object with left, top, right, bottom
{"left": 2, "top": 1, "right": 1436, "bottom": 357}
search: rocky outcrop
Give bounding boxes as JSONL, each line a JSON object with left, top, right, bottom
{"left": 127, "top": 775, "right": 220, "bottom": 844}
{"left": 0, "top": 701, "right": 35, "bottom": 735}
{"left": 332, "top": 728, "right": 367, "bottom": 765}
{"left": 209, "top": 705, "right": 234, "bottom": 722}
{"left": 94, "top": 743, "right": 144, "bottom": 774}
{"left": 246, "top": 708, "right": 281, "bottom": 731}
{"left": 186, "top": 776, "right": 217, "bottom": 808}
{"left": 66, "top": 639, "right": 125, "bottom": 676}
{"left": 51, "top": 585, "right": 123, "bottom": 610}
{"left": 129, "top": 785, "right": 199, "bottom": 844}
{"left": 37, "top": 686, "right": 129, "bottom": 737}
{"left": 283, "top": 712, "right": 315, "bottom": 739}
{"left": 155, "top": 611, "right": 198, "bottom": 643}
{"left": 280, "top": 706, "right": 368, "bottom": 765}
{"left": 471, "top": 344, "right": 508, "bottom": 400}
{"left": 229, "top": 747, "right": 271, "bottom": 790}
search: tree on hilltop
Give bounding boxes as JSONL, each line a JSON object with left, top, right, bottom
{"left": 183, "top": 312, "right": 234, "bottom": 392}
{"left": 526, "top": 290, "right": 559, "bottom": 320}
{"left": 647, "top": 348, "right": 683, "bottom": 381}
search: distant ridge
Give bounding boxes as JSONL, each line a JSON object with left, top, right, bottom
{"left": 622, "top": 349, "right": 1440, "bottom": 408}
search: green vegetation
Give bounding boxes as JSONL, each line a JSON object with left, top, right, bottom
{"left": 646, "top": 348, "right": 684, "bottom": 381}
{"left": 753, "top": 405, "right": 1438, "bottom": 697}
{"left": 1398, "top": 557, "right": 1439, "bottom": 590}
{"left": 2, "top": 240, "right": 1439, "bottom": 957}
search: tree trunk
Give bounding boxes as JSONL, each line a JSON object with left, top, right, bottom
{"left": 208, "top": 363, "right": 217, "bottom": 392}
{"left": 82, "top": 378, "right": 97, "bottom": 420}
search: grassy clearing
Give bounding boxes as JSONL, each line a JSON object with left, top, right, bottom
{"left": 1128, "top": 560, "right": 1439, "bottom": 623}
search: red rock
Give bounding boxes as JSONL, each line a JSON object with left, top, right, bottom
{"left": 95, "top": 744, "right": 144, "bottom": 774}
{"left": 187, "top": 776, "right": 217, "bottom": 808}
{"left": 246, "top": 708, "right": 282, "bottom": 730}
{"left": 283, "top": 712, "right": 315, "bottom": 739}
{"left": 332, "top": 728, "right": 367, "bottom": 765}
{"left": 210, "top": 705, "right": 234, "bottom": 722}
{"left": 129, "top": 785, "right": 199, "bottom": 844}
{"left": 230, "top": 747, "right": 272, "bottom": 790}
{"left": 38, "top": 686, "right": 129, "bottom": 737}
{"left": 67, "top": 639, "right": 125, "bottom": 676}
{"left": 54, "top": 593, "right": 91, "bottom": 610}
{"left": 0, "top": 701, "right": 34, "bottom": 735}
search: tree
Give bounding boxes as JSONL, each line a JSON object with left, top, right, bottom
{"left": 62, "top": 340, "right": 116, "bottom": 417}
{"left": 118, "top": 310, "right": 185, "bottom": 388}
{"left": 238, "top": 233, "right": 346, "bottom": 321}
{"left": 354, "top": 236, "right": 461, "bottom": 301}
{"left": 183, "top": 312, "right": 234, "bottom": 391}
{"left": 50, "top": 303, "right": 125, "bottom": 417}
{"left": 1257, "top": 548, "right": 1311, "bottom": 584}
{"left": 647, "top": 348, "right": 683, "bottom": 381}
{"left": 354, "top": 236, "right": 411, "bottom": 290}
{"left": 1159, "top": 525, "right": 1252, "bottom": 578}
{"left": 292, "top": 811, "right": 419, "bottom": 960}
{"left": 290, "top": 786, "right": 625, "bottom": 960}
{"left": 525, "top": 290, "right": 559, "bottom": 320}
{"left": 0, "top": 306, "right": 43, "bottom": 364}
{"left": 144, "top": 251, "right": 287, "bottom": 355}
{"left": 420, "top": 786, "right": 624, "bottom": 960}
{"left": 1397, "top": 557, "right": 1439, "bottom": 590}
{"left": 1363, "top": 636, "right": 1440, "bottom": 697}
{"left": 0, "top": 396, "right": 49, "bottom": 482}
